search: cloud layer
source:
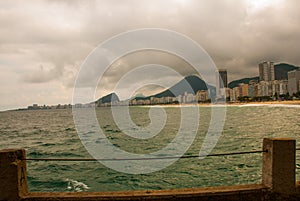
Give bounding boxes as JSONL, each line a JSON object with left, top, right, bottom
{"left": 1, "top": 0, "right": 300, "bottom": 110}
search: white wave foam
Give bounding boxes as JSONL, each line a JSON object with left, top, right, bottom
{"left": 238, "top": 104, "right": 269, "bottom": 107}
{"left": 266, "top": 104, "right": 300, "bottom": 108}
{"left": 66, "top": 178, "right": 90, "bottom": 192}
{"left": 238, "top": 103, "right": 300, "bottom": 108}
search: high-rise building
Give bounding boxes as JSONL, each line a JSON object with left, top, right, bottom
{"left": 239, "top": 83, "right": 249, "bottom": 97}
{"left": 217, "top": 69, "right": 228, "bottom": 88}
{"left": 259, "top": 61, "right": 275, "bottom": 82}
{"left": 216, "top": 69, "right": 228, "bottom": 99}
{"left": 288, "top": 70, "right": 300, "bottom": 95}
{"left": 248, "top": 80, "right": 259, "bottom": 98}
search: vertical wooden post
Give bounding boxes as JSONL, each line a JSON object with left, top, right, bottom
{"left": 0, "top": 149, "right": 28, "bottom": 201}
{"left": 262, "top": 138, "right": 296, "bottom": 195}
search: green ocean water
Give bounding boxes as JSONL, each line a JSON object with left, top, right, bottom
{"left": 0, "top": 105, "right": 299, "bottom": 192}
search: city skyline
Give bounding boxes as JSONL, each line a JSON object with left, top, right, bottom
{"left": 24, "top": 62, "right": 300, "bottom": 109}
{"left": 1, "top": 1, "right": 300, "bottom": 111}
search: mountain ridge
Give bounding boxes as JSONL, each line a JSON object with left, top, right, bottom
{"left": 96, "top": 92, "right": 119, "bottom": 104}
{"left": 151, "top": 75, "right": 213, "bottom": 98}
{"left": 96, "top": 63, "right": 300, "bottom": 100}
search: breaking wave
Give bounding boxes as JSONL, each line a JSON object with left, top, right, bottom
{"left": 66, "top": 179, "right": 90, "bottom": 192}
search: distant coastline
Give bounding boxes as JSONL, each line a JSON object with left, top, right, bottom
{"left": 14, "top": 97, "right": 299, "bottom": 112}
{"left": 8, "top": 99, "right": 299, "bottom": 112}
{"left": 156, "top": 100, "right": 300, "bottom": 107}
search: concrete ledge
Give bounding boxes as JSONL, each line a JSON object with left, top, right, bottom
{"left": 22, "top": 184, "right": 268, "bottom": 201}
{"left": 0, "top": 149, "right": 28, "bottom": 200}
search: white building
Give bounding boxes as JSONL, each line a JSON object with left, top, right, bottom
{"left": 288, "top": 70, "right": 300, "bottom": 95}
{"left": 259, "top": 61, "right": 275, "bottom": 82}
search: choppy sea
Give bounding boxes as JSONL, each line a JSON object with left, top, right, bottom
{"left": 0, "top": 105, "right": 299, "bottom": 192}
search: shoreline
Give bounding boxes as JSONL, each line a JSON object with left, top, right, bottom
{"left": 226, "top": 100, "right": 300, "bottom": 106}
{"left": 3, "top": 100, "right": 300, "bottom": 112}
{"left": 139, "top": 100, "right": 300, "bottom": 107}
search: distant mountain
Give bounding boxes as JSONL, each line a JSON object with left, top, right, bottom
{"left": 98, "top": 63, "right": 300, "bottom": 101}
{"left": 274, "top": 63, "right": 299, "bottom": 80}
{"left": 152, "top": 75, "right": 213, "bottom": 98}
{"left": 95, "top": 76, "right": 214, "bottom": 103}
{"left": 228, "top": 77, "right": 259, "bottom": 89}
{"left": 228, "top": 63, "right": 300, "bottom": 88}
{"left": 131, "top": 94, "right": 148, "bottom": 101}
{"left": 96, "top": 92, "right": 119, "bottom": 104}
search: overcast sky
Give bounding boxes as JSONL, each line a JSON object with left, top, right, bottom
{"left": 1, "top": 0, "right": 300, "bottom": 110}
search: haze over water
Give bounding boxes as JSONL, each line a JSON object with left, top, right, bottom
{"left": 0, "top": 105, "right": 299, "bottom": 192}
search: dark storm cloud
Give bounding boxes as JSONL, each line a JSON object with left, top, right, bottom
{"left": 1, "top": 0, "right": 300, "bottom": 108}
{"left": 95, "top": 50, "right": 197, "bottom": 98}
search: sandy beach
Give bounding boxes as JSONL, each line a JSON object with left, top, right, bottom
{"left": 135, "top": 100, "right": 300, "bottom": 108}
{"left": 228, "top": 100, "right": 300, "bottom": 106}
